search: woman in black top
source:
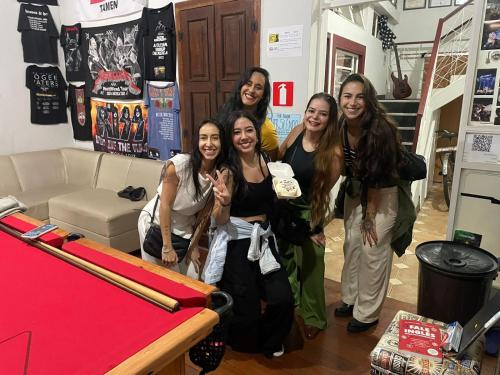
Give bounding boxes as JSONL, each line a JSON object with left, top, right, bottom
{"left": 207, "top": 110, "right": 293, "bottom": 358}
{"left": 277, "top": 92, "right": 340, "bottom": 340}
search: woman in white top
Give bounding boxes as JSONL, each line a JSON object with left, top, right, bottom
{"left": 138, "top": 119, "right": 225, "bottom": 271}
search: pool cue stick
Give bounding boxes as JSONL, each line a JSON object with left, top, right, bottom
{"left": 0, "top": 222, "right": 179, "bottom": 312}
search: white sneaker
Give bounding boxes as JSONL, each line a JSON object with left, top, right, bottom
{"left": 273, "top": 344, "right": 285, "bottom": 357}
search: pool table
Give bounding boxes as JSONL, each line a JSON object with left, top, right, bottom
{"left": 0, "top": 213, "right": 218, "bottom": 374}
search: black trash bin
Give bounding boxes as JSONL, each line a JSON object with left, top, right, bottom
{"left": 416, "top": 240, "right": 498, "bottom": 326}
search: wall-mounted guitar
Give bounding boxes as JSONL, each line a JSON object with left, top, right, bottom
{"left": 391, "top": 44, "right": 412, "bottom": 99}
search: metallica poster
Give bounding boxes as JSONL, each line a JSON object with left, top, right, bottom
{"left": 91, "top": 99, "right": 148, "bottom": 157}
{"left": 83, "top": 20, "right": 143, "bottom": 99}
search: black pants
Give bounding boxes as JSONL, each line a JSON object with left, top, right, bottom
{"left": 217, "top": 236, "right": 294, "bottom": 355}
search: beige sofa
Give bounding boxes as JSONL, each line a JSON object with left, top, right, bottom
{"left": 0, "top": 148, "right": 164, "bottom": 252}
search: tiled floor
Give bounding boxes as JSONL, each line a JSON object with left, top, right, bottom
{"left": 324, "top": 182, "right": 450, "bottom": 306}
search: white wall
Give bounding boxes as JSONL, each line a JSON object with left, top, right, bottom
{"left": 325, "top": 9, "right": 387, "bottom": 95}
{"left": 0, "top": 2, "right": 75, "bottom": 156}
{"left": 261, "top": 0, "right": 314, "bottom": 120}
{"left": 393, "top": 3, "right": 462, "bottom": 43}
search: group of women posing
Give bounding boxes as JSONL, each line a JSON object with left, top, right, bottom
{"left": 138, "top": 67, "right": 406, "bottom": 357}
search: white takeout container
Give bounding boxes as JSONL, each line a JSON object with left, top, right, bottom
{"left": 267, "top": 162, "right": 302, "bottom": 199}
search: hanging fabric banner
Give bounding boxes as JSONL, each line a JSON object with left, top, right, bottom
{"left": 90, "top": 99, "right": 148, "bottom": 157}
{"left": 82, "top": 19, "right": 144, "bottom": 99}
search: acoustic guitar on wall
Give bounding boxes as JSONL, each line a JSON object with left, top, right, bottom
{"left": 391, "top": 44, "right": 412, "bottom": 99}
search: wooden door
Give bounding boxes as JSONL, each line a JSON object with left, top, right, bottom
{"left": 176, "top": 0, "right": 260, "bottom": 151}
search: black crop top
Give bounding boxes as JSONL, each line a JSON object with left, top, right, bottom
{"left": 230, "top": 173, "right": 274, "bottom": 217}
{"left": 283, "top": 131, "right": 315, "bottom": 201}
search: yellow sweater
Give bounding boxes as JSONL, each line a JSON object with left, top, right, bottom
{"left": 260, "top": 117, "right": 279, "bottom": 152}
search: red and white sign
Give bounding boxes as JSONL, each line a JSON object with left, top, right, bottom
{"left": 272, "top": 82, "right": 294, "bottom": 107}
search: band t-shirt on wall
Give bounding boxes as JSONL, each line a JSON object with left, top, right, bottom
{"left": 17, "top": 0, "right": 58, "bottom": 5}
{"left": 141, "top": 4, "right": 176, "bottom": 81}
{"left": 90, "top": 99, "right": 148, "bottom": 157}
{"left": 82, "top": 20, "right": 144, "bottom": 99}
{"left": 68, "top": 84, "right": 92, "bottom": 141}
{"left": 61, "top": 24, "right": 85, "bottom": 82}
{"left": 17, "top": 4, "right": 58, "bottom": 64}
{"left": 145, "top": 83, "right": 181, "bottom": 160}
{"left": 26, "top": 65, "right": 68, "bottom": 125}
{"left": 68, "top": 0, "right": 146, "bottom": 21}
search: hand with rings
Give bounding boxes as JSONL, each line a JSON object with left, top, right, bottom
{"left": 161, "top": 245, "right": 178, "bottom": 266}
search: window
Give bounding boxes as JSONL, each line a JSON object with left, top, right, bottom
{"left": 333, "top": 50, "right": 359, "bottom": 97}
{"left": 334, "top": 5, "right": 364, "bottom": 28}
{"left": 372, "top": 12, "right": 381, "bottom": 37}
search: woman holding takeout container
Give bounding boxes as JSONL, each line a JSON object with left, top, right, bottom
{"left": 274, "top": 92, "right": 341, "bottom": 340}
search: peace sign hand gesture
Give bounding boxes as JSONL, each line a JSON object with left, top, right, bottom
{"left": 207, "top": 170, "right": 231, "bottom": 207}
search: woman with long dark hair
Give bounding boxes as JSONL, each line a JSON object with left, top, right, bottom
{"left": 138, "top": 119, "right": 226, "bottom": 273}
{"left": 217, "top": 67, "right": 279, "bottom": 160}
{"left": 311, "top": 73, "right": 403, "bottom": 332}
{"left": 203, "top": 110, "right": 293, "bottom": 358}
{"left": 277, "top": 92, "right": 341, "bottom": 340}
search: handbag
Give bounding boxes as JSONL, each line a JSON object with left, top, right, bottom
{"left": 399, "top": 150, "right": 427, "bottom": 182}
{"left": 333, "top": 179, "right": 347, "bottom": 219}
{"left": 142, "top": 196, "right": 191, "bottom": 261}
{"left": 271, "top": 199, "right": 310, "bottom": 246}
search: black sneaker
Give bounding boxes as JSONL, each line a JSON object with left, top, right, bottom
{"left": 347, "top": 318, "right": 378, "bottom": 333}
{"left": 334, "top": 302, "right": 354, "bottom": 317}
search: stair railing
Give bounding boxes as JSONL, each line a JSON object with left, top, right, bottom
{"left": 412, "top": 0, "right": 475, "bottom": 153}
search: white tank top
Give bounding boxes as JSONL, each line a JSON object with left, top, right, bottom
{"left": 154, "top": 153, "right": 212, "bottom": 238}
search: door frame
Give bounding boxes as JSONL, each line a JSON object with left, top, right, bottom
{"left": 329, "top": 34, "right": 366, "bottom": 96}
{"left": 175, "top": 0, "right": 261, "bottom": 151}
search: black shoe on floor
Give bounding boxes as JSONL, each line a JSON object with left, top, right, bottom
{"left": 334, "top": 302, "right": 354, "bottom": 317}
{"left": 347, "top": 318, "right": 378, "bottom": 333}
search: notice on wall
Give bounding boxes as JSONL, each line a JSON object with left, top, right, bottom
{"left": 269, "top": 113, "right": 302, "bottom": 143}
{"left": 463, "top": 133, "right": 500, "bottom": 163}
{"left": 267, "top": 25, "right": 303, "bottom": 58}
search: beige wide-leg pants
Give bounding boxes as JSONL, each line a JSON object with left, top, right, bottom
{"left": 341, "top": 186, "right": 398, "bottom": 323}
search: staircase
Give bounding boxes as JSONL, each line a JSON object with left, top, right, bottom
{"left": 379, "top": 99, "right": 420, "bottom": 150}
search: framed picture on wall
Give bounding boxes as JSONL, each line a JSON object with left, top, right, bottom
{"left": 429, "top": 0, "right": 452, "bottom": 7}
{"left": 403, "top": 0, "right": 426, "bottom": 10}
{"left": 454, "top": 0, "right": 467, "bottom": 5}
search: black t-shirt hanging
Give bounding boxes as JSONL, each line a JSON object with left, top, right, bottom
{"left": 141, "top": 4, "right": 176, "bottom": 81}
{"left": 61, "top": 24, "right": 85, "bottom": 81}
{"left": 67, "top": 84, "right": 92, "bottom": 141}
{"left": 26, "top": 65, "right": 68, "bottom": 125}
{"left": 82, "top": 19, "right": 144, "bottom": 99}
{"left": 17, "top": 4, "right": 58, "bottom": 64}
{"left": 17, "top": 0, "right": 58, "bottom": 5}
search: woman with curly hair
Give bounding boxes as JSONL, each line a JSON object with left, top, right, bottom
{"left": 217, "top": 67, "right": 279, "bottom": 161}
{"left": 277, "top": 92, "right": 341, "bottom": 340}
{"left": 311, "top": 73, "right": 403, "bottom": 333}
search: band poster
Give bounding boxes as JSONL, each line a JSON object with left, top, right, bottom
{"left": 82, "top": 20, "right": 143, "bottom": 99}
{"left": 91, "top": 99, "right": 148, "bottom": 158}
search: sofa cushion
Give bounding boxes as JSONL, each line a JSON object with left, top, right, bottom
{"left": 125, "top": 157, "right": 164, "bottom": 201}
{"left": 16, "top": 184, "right": 84, "bottom": 220}
{"left": 95, "top": 154, "right": 133, "bottom": 192}
{"left": 49, "top": 188, "right": 147, "bottom": 237}
{"left": 11, "top": 150, "right": 66, "bottom": 192}
{"left": 0, "top": 156, "right": 22, "bottom": 196}
{"left": 60, "top": 148, "right": 102, "bottom": 188}
{"left": 95, "top": 153, "right": 164, "bottom": 201}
